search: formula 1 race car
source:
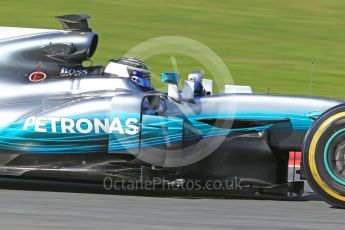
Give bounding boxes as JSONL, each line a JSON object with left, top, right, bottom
{"left": 1, "top": 14, "right": 345, "bottom": 208}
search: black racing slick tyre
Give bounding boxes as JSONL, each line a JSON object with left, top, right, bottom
{"left": 303, "top": 104, "right": 345, "bottom": 208}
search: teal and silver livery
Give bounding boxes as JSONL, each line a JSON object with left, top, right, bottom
{"left": 1, "top": 14, "right": 345, "bottom": 208}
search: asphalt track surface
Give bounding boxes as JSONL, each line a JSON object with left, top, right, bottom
{"left": 0, "top": 186, "right": 345, "bottom": 230}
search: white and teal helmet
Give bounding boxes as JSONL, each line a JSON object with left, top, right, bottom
{"left": 104, "top": 57, "right": 152, "bottom": 89}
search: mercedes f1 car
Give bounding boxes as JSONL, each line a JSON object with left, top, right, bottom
{"left": 1, "top": 14, "right": 345, "bottom": 208}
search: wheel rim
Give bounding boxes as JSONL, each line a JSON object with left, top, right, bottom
{"left": 324, "top": 128, "right": 345, "bottom": 185}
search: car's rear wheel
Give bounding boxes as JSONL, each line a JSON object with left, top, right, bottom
{"left": 303, "top": 104, "right": 345, "bottom": 208}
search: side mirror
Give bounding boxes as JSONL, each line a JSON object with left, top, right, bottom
{"left": 162, "top": 72, "right": 180, "bottom": 85}
{"left": 162, "top": 72, "right": 181, "bottom": 102}
{"left": 202, "top": 79, "right": 213, "bottom": 95}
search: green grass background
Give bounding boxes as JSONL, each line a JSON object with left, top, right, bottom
{"left": 1, "top": 0, "right": 345, "bottom": 97}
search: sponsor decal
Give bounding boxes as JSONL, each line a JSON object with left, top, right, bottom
{"left": 60, "top": 67, "right": 89, "bottom": 77}
{"left": 22, "top": 116, "right": 139, "bottom": 135}
{"left": 28, "top": 71, "right": 47, "bottom": 82}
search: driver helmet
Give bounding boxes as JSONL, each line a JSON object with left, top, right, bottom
{"left": 104, "top": 57, "right": 152, "bottom": 89}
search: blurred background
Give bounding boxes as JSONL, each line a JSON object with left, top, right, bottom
{"left": 1, "top": 0, "right": 345, "bottom": 97}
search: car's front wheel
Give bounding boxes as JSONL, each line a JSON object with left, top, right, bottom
{"left": 303, "top": 104, "right": 345, "bottom": 208}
